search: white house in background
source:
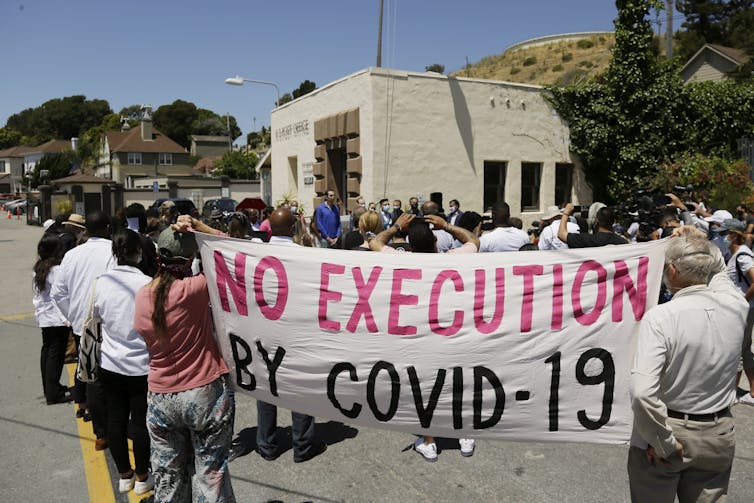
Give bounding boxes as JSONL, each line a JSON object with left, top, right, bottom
{"left": 96, "top": 113, "right": 191, "bottom": 187}
{"left": 0, "top": 139, "right": 75, "bottom": 193}
{"left": 22, "top": 139, "right": 73, "bottom": 174}
{"left": 270, "top": 67, "right": 590, "bottom": 225}
{"left": 681, "top": 44, "right": 751, "bottom": 84}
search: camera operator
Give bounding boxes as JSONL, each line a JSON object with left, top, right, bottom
{"left": 558, "top": 203, "right": 627, "bottom": 247}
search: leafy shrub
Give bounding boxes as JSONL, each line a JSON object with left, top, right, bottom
{"left": 577, "top": 39, "right": 594, "bottom": 49}
{"left": 552, "top": 64, "right": 564, "bottom": 72}
{"left": 562, "top": 53, "right": 573, "bottom": 62}
{"left": 510, "top": 67, "right": 520, "bottom": 75}
{"left": 523, "top": 57, "right": 537, "bottom": 67}
{"left": 598, "top": 36, "right": 606, "bottom": 44}
{"left": 577, "top": 60, "right": 594, "bottom": 68}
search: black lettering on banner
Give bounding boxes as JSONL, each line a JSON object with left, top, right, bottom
{"left": 576, "top": 348, "right": 615, "bottom": 430}
{"left": 407, "top": 366, "right": 446, "bottom": 428}
{"left": 545, "top": 352, "right": 561, "bottom": 432}
{"left": 452, "top": 366, "right": 464, "bottom": 430}
{"left": 366, "top": 360, "right": 400, "bottom": 422}
{"left": 229, "top": 332, "right": 256, "bottom": 391}
{"left": 327, "top": 362, "right": 362, "bottom": 419}
{"left": 473, "top": 366, "right": 505, "bottom": 429}
{"left": 255, "top": 341, "right": 286, "bottom": 397}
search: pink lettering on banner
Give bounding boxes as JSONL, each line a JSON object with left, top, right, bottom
{"left": 213, "top": 250, "right": 248, "bottom": 315}
{"left": 252, "top": 256, "right": 289, "bottom": 320}
{"left": 551, "top": 264, "right": 564, "bottom": 331}
{"left": 388, "top": 269, "right": 421, "bottom": 336}
{"left": 473, "top": 268, "right": 505, "bottom": 334}
{"left": 513, "top": 265, "right": 544, "bottom": 333}
{"left": 346, "top": 266, "right": 383, "bottom": 333}
{"left": 572, "top": 260, "right": 608, "bottom": 326}
{"left": 612, "top": 257, "right": 649, "bottom": 322}
{"left": 429, "top": 270, "right": 465, "bottom": 336}
{"left": 319, "top": 263, "right": 345, "bottom": 331}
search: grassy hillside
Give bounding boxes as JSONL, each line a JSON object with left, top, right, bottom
{"left": 451, "top": 33, "right": 615, "bottom": 86}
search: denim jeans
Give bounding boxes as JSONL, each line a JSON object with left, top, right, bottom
{"left": 147, "top": 375, "right": 235, "bottom": 503}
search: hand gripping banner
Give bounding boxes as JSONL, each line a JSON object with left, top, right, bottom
{"left": 197, "top": 234, "right": 666, "bottom": 444}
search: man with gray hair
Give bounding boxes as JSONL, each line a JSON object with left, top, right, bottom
{"left": 628, "top": 226, "right": 748, "bottom": 501}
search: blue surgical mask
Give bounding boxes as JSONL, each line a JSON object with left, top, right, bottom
{"left": 290, "top": 206, "right": 298, "bottom": 214}
{"left": 449, "top": 206, "right": 457, "bottom": 214}
{"left": 382, "top": 204, "right": 390, "bottom": 212}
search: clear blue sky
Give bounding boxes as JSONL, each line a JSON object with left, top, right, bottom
{"left": 0, "top": 0, "right": 667, "bottom": 142}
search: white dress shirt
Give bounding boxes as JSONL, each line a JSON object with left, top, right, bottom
{"left": 93, "top": 265, "right": 152, "bottom": 376}
{"left": 32, "top": 266, "right": 68, "bottom": 328}
{"left": 433, "top": 230, "right": 454, "bottom": 253}
{"left": 479, "top": 226, "right": 530, "bottom": 252}
{"left": 538, "top": 220, "right": 579, "bottom": 250}
{"left": 51, "top": 237, "right": 115, "bottom": 335}
{"left": 630, "top": 270, "right": 748, "bottom": 457}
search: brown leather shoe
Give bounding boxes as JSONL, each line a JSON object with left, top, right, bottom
{"left": 95, "top": 438, "right": 109, "bottom": 451}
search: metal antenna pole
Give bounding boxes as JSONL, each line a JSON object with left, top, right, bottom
{"left": 376, "top": 0, "right": 384, "bottom": 67}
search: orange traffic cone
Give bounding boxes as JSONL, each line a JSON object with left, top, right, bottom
{"left": 6, "top": 210, "right": 10, "bottom": 219}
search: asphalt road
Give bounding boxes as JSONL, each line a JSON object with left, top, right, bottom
{"left": 3, "top": 217, "right": 754, "bottom": 502}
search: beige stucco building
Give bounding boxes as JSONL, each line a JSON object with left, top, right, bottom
{"left": 270, "top": 67, "right": 590, "bottom": 224}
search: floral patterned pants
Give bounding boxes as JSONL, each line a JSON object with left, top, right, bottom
{"left": 147, "top": 375, "right": 236, "bottom": 503}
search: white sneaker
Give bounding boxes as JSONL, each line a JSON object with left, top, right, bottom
{"left": 414, "top": 437, "right": 438, "bottom": 462}
{"left": 459, "top": 438, "right": 475, "bottom": 457}
{"left": 118, "top": 474, "right": 135, "bottom": 493}
{"left": 134, "top": 473, "right": 155, "bottom": 495}
{"left": 739, "top": 393, "right": 754, "bottom": 406}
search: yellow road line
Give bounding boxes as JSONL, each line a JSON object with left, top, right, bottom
{"left": 0, "top": 312, "right": 33, "bottom": 321}
{"left": 66, "top": 363, "right": 116, "bottom": 503}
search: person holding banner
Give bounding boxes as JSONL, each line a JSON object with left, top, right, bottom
{"left": 370, "top": 211, "right": 480, "bottom": 461}
{"left": 628, "top": 226, "right": 746, "bottom": 502}
{"left": 255, "top": 207, "right": 329, "bottom": 463}
{"left": 134, "top": 225, "right": 236, "bottom": 502}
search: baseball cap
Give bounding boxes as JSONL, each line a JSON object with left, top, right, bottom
{"left": 156, "top": 228, "right": 197, "bottom": 261}
{"left": 704, "top": 210, "right": 733, "bottom": 224}
{"left": 719, "top": 219, "right": 746, "bottom": 232}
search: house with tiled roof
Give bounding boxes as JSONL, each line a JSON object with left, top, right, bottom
{"left": 0, "top": 145, "right": 32, "bottom": 193}
{"left": 0, "top": 139, "right": 74, "bottom": 193}
{"left": 681, "top": 43, "right": 751, "bottom": 84}
{"left": 96, "top": 111, "right": 192, "bottom": 186}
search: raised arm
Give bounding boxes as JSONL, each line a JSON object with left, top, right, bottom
{"left": 424, "top": 214, "right": 479, "bottom": 251}
{"left": 370, "top": 212, "right": 415, "bottom": 252}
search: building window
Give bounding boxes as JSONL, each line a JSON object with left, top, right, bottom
{"left": 483, "top": 161, "right": 507, "bottom": 213}
{"left": 0, "top": 160, "right": 5, "bottom": 173}
{"left": 521, "top": 162, "right": 542, "bottom": 211}
{"left": 555, "top": 163, "right": 573, "bottom": 207}
{"left": 159, "top": 153, "right": 173, "bottom": 165}
{"left": 127, "top": 152, "right": 142, "bottom": 165}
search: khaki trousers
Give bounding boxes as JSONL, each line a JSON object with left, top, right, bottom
{"left": 627, "top": 415, "right": 735, "bottom": 503}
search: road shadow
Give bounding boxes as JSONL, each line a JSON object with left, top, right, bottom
{"left": 230, "top": 420, "right": 359, "bottom": 461}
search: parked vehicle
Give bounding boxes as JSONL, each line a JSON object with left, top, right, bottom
{"left": 4, "top": 198, "right": 27, "bottom": 214}
{"left": 201, "top": 197, "right": 238, "bottom": 223}
{"left": 149, "top": 198, "right": 199, "bottom": 218}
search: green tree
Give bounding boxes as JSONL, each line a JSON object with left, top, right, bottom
{"left": 5, "top": 96, "right": 112, "bottom": 144}
{"left": 292, "top": 80, "right": 317, "bottom": 99}
{"left": 212, "top": 150, "right": 259, "bottom": 179}
{"left": 425, "top": 64, "right": 445, "bottom": 74}
{"left": 247, "top": 126, "right": 271, "bottom": 149}
{"left": 277, "top": 93, "right": 294, "bottom": 106}
{"left": 0, "top": 127, "right": 22, "bottom": 149}
{"left": 25, "top": 150, "right": 78, "bottom": 188}
{"left": 152, "top": 99, "right": 198, "bottom": 149}
{"left": 674, "top": 0, "right": 754, "bottom": 60}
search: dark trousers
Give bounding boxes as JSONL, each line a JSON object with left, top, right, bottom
{"left": 256, "top": 400, "right": 315, "bottom": 459}
{"left": 100, "top": 368, "right": 150, "bottom": 475}
{"left": 71, "top": 334, "right": 86, "bottom": 404}
{"left": 40, "top": 326, "right": 68, "bottom": 401}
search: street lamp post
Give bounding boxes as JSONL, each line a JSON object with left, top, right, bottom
{"left": 224, "top": 76, "right": 281, "bottom": 107}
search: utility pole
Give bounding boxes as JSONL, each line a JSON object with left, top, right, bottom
{"left": 666, "top": 0, "right": 674, "bottom": 59}
{"left": 226, "top": 113, "right": 232, "bottom": 150}
{"left": 376, "top": 0, "right": 384, "bottom": 67}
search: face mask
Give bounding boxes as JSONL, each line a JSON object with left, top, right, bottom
{"left": 411, "top": 203, "right": 418, "bottom": 209}
{"left": 449, "top": 207, "right": 457, "bottom": 214}
{"left": 393, "top": 205, "right": 399, "bottom": 211}
{"left": 359, "top": 202, "right": 366, "bottom": 207}
{"left": 290, "top": 206, "right": 298, "bottom": 214}
{"left": 382, "top": 204, "right": 390, "bottom": 212}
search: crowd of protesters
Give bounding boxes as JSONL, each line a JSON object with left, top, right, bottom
{"left": 30, "top": 185, "right": 754, "bottom": 501}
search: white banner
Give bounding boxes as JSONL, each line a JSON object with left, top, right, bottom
{"left": 197, "top": 235, "right": 666, "bottom": 444}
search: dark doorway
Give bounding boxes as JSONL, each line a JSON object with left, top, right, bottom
{"left": 327, "top": 147, "right": 347, "bottom": 214}
{"left": 84, "top": 192, "right": 102, "bottom": 213}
